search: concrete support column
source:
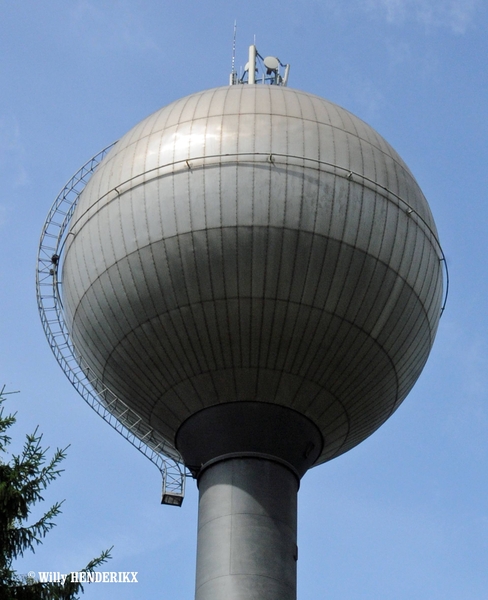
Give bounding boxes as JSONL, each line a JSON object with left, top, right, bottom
{"left": 195, "top": 456, "right": 298, "bottom": 600}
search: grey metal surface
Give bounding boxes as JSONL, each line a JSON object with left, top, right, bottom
{"left": 62, "top": 84, "right": 445, "bottom": 465}
{"left": 196, "top": 457, "right": 298, "bottom": 600}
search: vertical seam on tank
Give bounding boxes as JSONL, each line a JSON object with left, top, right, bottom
{"left": 385, "top": 239, "right": 422, "bottom": 366}
{"left": 169, "top": 94, "right": 209, "bottom": 383}
{"left": 349, "top": 153, "right": 381, "bottom": 329}
{"left": 263, "top": 90, "right": 287, "bottom": 372}
{"left": 297, "top": 106, "right": 351, "bottom": 387}
{"left": 283, "top": 93, "right": 325, "bottom": 401}
{"left": 91, "top": 185, "right": 134, "bottom": 379}
{"left": 307, "top": 230, "right": 402, "bottom": 401}
{"left": 254, "top": 86, "right": 272, "bottom": 376}
{"left": 103, "top": 247, "right": 196, "bottom": 418}
{"left": 144, "top": 93, "right": 209, "bottom": 410}
{"left": 142, "top": 106, "right": 203, "bottom": 416}
{"left": 296, "top": 209, "right": 335, "bottom": 376}
{"left": 97, "top": 271, "right": 165, "bottom": 416}
{"left": 383, "top": 287, "right": 426, "bottom": 417}
{"left": 105, "top": 258, "right": 194, "bottom": 415}
{"left": 342, "top": 209, "right": 427, "bottom": 407}
{"left": 206, "top": 88, "right": 229, "bottom": 376}
{"left": 335, "top": 108, "right": 355, "bottom": 312}
{"left": 321, "top": 123, "right": 392, "bottom": 401}
{"left": 72, "top": 272, "right": 119, "bottom": 380}
{"left": 229, "top": 463, "right": 235, "bottom": 576}
{"left": 254, "top": 86, "right": 273, "bottom": 397}
{"left": 131, "top": 133, "right": 165, "bottom": 360}
{"left": 356, "top": 192, "right": 388, "bottom": 336}
{"left": 290, "top": 119, "right": 336, "bottom": 382}
{"left": 387, "top": 225, "right": 434, "bottom": 373}
{"left": 186, "top": 89, "right": 220, "bottom": 398}
{"left": 275, "top": 93, "right": 312, "bottom": 399}
{"left": 290, "top": 108, "right": 349, "bottom": 430}
{"left": 298, "top": 206, "right": 398, "bottom": 426}
{"left": 247, "top": 87, "right": 258, "bottom": 370}
{"left": 299, "top": 117, "right": 380, "bottom": 390}
{"left": 102, "top": 139, "right": 167, "bottom": 408}
{"left": 220, "top": 90, "right": 237, "bottom": 378}
{"left": 282, "top": 92, "right": 306, "bottom": 370}
{"left": 231, "top": 87, "right": 242, "bottom": 391}
{"left": 316, "top": 104, "right": 346, "bottom": 346}
{"left": 255, "top": 92, "right": 273, "bottom": 395}
{"left": 218, "top": 85, "right": 237, "bottom": 389}
{"left": 263, "top": 90, "right": 290, "bottom": 371}
{"left": 309, "top": 307, "right": 393, "bottom": 400}
{"left": 286, "top": 91, "right": 307, "bottom": 367}
{"left": 345, "top": 125, "right": 373, "bottom": 318}
{"left": 141, "top": 106, "right": 191, "bottom": 396}
{"left": 246, "top": 87, "right": 256, "bottom": 370}
{"left": 179, "top": 96, "right": 207, "bottom": 373}
{"left": 233, "top": 93, "right": 242, "bottom": 374}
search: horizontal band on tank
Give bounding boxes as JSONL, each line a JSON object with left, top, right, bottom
{"left": 65, "top": 151, "right": 444, "bottom": 263}
{"left": 196, "top": 452, "right": 302, "bottom": 486}
{"left": 66, "top": 224, "right": 438, "bottom": 318}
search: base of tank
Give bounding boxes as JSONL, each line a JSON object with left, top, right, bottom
{"left": 176, "top": 402, "right": 323, "bottom": 600}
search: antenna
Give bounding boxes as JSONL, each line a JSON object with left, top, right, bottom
{"left": 229, "top": 21, "right": 237, "bottom": 85}
{"left": 248, "top": 44, "right": 256, "bottom": 84}
{"left": 237, "top": 44, "right": 290, "bottom": 86}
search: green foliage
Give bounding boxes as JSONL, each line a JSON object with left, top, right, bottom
{"left": 0, "top": 387, "right": 112, "bottom": 599}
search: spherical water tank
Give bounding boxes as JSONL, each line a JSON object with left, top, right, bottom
{"left": 62, "top": 84, "right": 443, "bottom": 468}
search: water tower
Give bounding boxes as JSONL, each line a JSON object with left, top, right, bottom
{"left": 37, "top": 45, "right": 446, "bottom": 599}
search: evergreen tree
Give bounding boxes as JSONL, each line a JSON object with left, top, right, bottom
{"left": 0, "top": 387, "right": 112, "bottom": 599}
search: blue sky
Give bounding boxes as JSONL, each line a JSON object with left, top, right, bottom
{"left": 1, "top": 1, "right": 487, "bottom": 598}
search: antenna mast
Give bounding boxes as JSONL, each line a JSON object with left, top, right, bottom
{"left": 229, "top": 21, "right": 237, "bottom": 85}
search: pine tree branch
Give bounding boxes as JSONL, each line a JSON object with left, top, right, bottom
{"left": 6, "top": 501, "right": 64, "bottom": 561}
{"left": 0, "top": 389, "right": 114, "bottom": 599}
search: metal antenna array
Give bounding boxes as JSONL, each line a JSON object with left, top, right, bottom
{"left": 229, "top": 21, "right": 237, "bottom": 85}
{"left": 230, "top": 43, "right": 290, "bottom": 86}
{"left": 36, "top": 143, "right": 188, "bottom": 506}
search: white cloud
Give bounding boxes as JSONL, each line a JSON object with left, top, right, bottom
{"left": 361, "top": 0, "right": 481, "bottom": 34}
{"left": 296, "top": 0, "right": 480, "bottom": 35}
{"left": 69, "top": 1, "right": 160, "bottom": 53}
{"left": 365, "top": 0, "right": 407, "bottom": 23}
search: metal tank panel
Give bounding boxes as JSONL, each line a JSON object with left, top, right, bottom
{"left": 62, "top": 84, "right": 444, "bottom": 465}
